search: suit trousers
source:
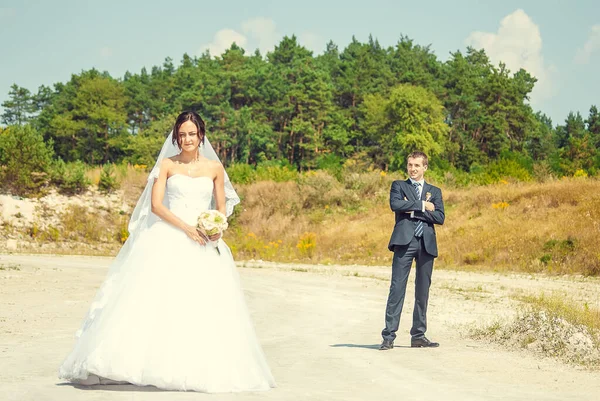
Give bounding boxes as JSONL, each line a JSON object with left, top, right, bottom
{"left": 382, "top": 235, "right": 434, "bottom": 342}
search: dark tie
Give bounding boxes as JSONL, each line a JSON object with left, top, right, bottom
{"left": 413, "top": 182, "right": 424, "bottom": 237}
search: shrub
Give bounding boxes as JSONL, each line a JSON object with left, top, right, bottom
{"left": 296, "top": 232, "right": 317, "bottom": 257}
{"left": 0, "top": 125, "right": 54, "bottom": 196}
{"left": 227, "top": 160, "right": 298, "bottom": 184}
{"left": 40, "top": 225, "right": 60, "bottom": 242}
{"left": 342, "top": 171, "right": 388, "bottom": 200}
{"left": 123, "top": 115, "right": 175, "bottom": 166}
{"left": 238, "top": 181, "right": 302, "bottom": 219}
{"left": 255, "top": 160, "right": 298, "bottom": 182}
{"left": 463, "top": 252, "right": 484, "bottom": 265}
{"left": 227, "top": 163, "right": 256, "bottom": 184}
{"left": 51, "top": 159, "right": 90, "bottom": 194}
{"left": 297, "top": 170, "right": 356, "bottom": 209}
{"left": 98, "top": 163, "right": 119, "bottom": 192}
{"left": 117, "top": 218, "right": 129, "bottom": 244}
{"left": 316, "top": 153, "right": 344, "bottom": 180}
{"left": 475, "top": 158, "right": 532, "bottom": 184}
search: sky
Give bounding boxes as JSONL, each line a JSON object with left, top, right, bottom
{"left": 0, "top": 0, "right": 599, "bottom": 127}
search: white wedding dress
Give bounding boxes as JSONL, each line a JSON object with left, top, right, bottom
{"left": 58, "top": 174, "right": 276, "bottom": 392}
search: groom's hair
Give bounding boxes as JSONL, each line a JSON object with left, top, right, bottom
{"left": 172, "top": 111, "right": 206, "bottom": 149}
{"left": 407, "top": 151, "right": 428, "bottom": 166}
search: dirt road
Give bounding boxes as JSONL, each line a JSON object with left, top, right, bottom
{"left": 1, "top": 254, "right": 599, "bottom": 401}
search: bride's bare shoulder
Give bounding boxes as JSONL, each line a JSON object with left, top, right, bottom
{"left": 165, "top": 155, "right": 179, "bottom": 163}
{"left": 161, "top": 157, "right": 176, "bottom": 170}
{"left": 208, "top": 159, "right": 223, "bottom": 170}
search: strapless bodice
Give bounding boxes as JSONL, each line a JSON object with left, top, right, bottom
{"left": 166, "top": 175, "right": 214, "bottom": 225}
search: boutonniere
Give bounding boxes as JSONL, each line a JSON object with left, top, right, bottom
{"left": 425, "top": 192, "right": 432, "bottom": 201}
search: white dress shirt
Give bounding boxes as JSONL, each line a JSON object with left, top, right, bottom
{"left": 409, "top": 178, "right": 426, "bottom": 215}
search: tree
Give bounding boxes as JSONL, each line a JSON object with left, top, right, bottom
{"left": 361, "top": 84, "right": 449, "bottom": 169}
{"left": 0, "top": 125, "right": 54, "bottom": 195}
{"left": 555, "top": 112, "right": 596, "bottom": 173}
{"left": 442, "top": 48, "right": 537, "bottom": 168}
{"left": 6, "top": 33, "right": 556, "bottom": 175}
{"left": 335, "top": 35, "right": 394, "bottom": 154}
{"left": 1, "top": 84, "right": 34, "bottom": 126}
{"left": 123, "top": 68, "right": 153, "bottom": 134}
{"left": 556, "top": 112, "right": 586, "bottom": 148}
{"left": 525, "top": 112, "right": 555, "bottom": 161}
{"left": 124, "top": 115, "right": 175, "bottom": 166}
{"left": 443, "top": 48, "right": 491, "bottom": 168}
{"left": 388, "top": 35, "right": 443, "bottom": 93}
{"left": 44, "top": 70, "right": 128, "bottom": 163}
{"left": 586, "top": 105, "right": 600, "bottom": 147}
{"left": 264, "top": 36, "right": 334, "bottom": 168}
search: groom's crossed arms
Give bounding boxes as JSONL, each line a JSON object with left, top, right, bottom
{"left": 390, "top": 181, "right": 445, "bottom": 226}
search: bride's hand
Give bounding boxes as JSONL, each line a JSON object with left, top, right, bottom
{"left": 208, "top": 232, "right": 222, "bottom": 242}
{"left": 183, "top": 225, "right": 206, "bottom": 245}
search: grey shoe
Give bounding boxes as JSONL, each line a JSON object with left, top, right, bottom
{"left": 379, "top": 339, "right": 394, "bottom": 350}
{"left": 411, "top": 336, "right": 439, "bottom": 348}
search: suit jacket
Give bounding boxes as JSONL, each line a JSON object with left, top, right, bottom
{"left": 387, "top": 179, "right": 445, "bottom": 257}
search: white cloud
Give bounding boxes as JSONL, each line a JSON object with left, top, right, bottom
{"left": 199, "top": 18, "right": 279, "bottom": 57}
{"left": 299, "top": 32, "right": 324, "bottom": 54}
{"left": 199, "top": 18, "right": 323, "bottom": 58}
{"left": 200, "top": 28, "right": 248, "bottom": 57}
{"left": 241, "top": 17, "right": 279, "bottom": 55}
{"left": 575, "top": 24, "right": 600, "bottom": 64}
{"left": 465, "top": 9, "right": 557, "bottom": 104}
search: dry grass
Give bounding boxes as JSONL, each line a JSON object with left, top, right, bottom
{"left": 3, "top": 203, "right": 128, "bottom": 256}
{"left": 4, "top": 169, "right": 600, "bottom": 276}
{"left": 0, "top": 263, "right": 21, "bottom": 271}
{"left": 227, "top": 173, "right": 395, "bottom": 265}
{"left": 85, "top": 167, "right": 102, "bottom": 186}
{"left": 437, "top": 177, "right": 600, "bottom": 275}
{"left": 518, "top": 293, "right": 600, "bottom": 339}
{"left": 86, "top": 164, "right": 149, "bottom": 204}
{"left": 228, "top": 175, "right": 600, "bottom": 275}
{"left": 116, "top": 164, "right": 151, "bottom": 205}
{"left": 470, "top": 292, "right": 600, "bottom": 367}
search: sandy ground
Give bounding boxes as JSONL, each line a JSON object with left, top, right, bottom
{"left": 0, "top": 191, "right": 130, "bottom": 227}
{"left": 0, "top": 254, "right": 599, "bottom": 401}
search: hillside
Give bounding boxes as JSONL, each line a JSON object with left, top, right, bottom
{"left": 1, "top": 173, "right": 598, "bottom": 276}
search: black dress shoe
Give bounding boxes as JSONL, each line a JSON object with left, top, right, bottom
{"left": 379, "top": 339, "right": 394, "bottom": 350}
{"left": 411, "top": 336, "right": 439, "bottom": 348}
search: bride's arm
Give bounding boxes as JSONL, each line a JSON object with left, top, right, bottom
{"left": 151, "top": 159, "right": 206, "bottom": 244}
{"left": 205, "top": 163, "right": 227, "bottom": 242}
{"left": 212, "top": 162, "right": 226, "bottom": 216}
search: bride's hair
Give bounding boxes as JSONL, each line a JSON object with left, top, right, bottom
{"left": 171, "top": 111, "right": 206, "bottom": 149}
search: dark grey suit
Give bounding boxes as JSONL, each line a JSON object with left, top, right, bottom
{"left": 382, "top": 179, "right": 445, "bottom": 342}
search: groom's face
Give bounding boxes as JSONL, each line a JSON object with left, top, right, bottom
{"left": 407, "top": 157, "right": 427, "bottom": 181}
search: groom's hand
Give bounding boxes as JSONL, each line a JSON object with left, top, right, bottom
{"left": 424, "top": 201, "right": 435, "bottom": 211}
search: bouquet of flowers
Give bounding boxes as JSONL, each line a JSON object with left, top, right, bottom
{"left": 196, "top": 210, "right": 228, "bottom": 251}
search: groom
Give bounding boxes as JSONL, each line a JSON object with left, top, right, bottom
{"left": 380, "top": 151, "right": 445, "bottom": 350}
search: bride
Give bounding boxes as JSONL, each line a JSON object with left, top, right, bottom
{"left": 58, "top": 111, "right": 276, "bottom": 393}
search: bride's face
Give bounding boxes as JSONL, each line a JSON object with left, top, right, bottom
{"left": 178, "top": 120, "right": 201, "bottom": 152}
